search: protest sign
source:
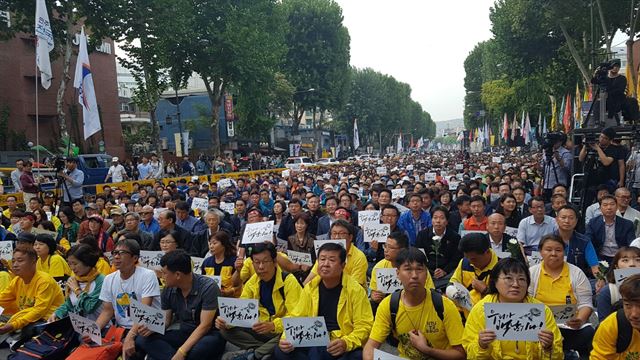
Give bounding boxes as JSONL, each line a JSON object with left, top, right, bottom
{"left": 455, "top": 164, "right": 464, "bottom": 170}
{"left": 153, "top": 207, "right": 167, "bottom": 220}
{"left": 217, "top": 178, "right": 233, "bottom": 189}
{"left": 375, "top": 268, "right": 403, "bottom": 293}
{"left": 220, "top": 202, "right": 235, "bottom": 215}
{"left": 313, "top": 239, "right": 346, "bottom": 256}
{"left": 358, "top": 210, "right": 380, "bottom": 226}
{"left": 138, "top": 251, "right": 165, "bottom": 270}
{"left": 527, "top": 251, "right": 543, "bottom": 266}
{"left": 505, "top": 227, "right": 518, "bottom": 238}
{"left": 492, "top": 156, "right": 502, "bottom": 163}
{"left": 376, "top": 167, "right": 387, "bottom": 176}
{"left": 406, "top": 165, "right": 414, "bottom": 171}
{"left": 69, "top": 313, "right": 102, "bottom": 345}
{"left": 391, "top": 189, "right": 406, "bottom": 199}
{"left": 446, "top": 282, "right": 473, "bottom": 311}
{"left": 283, "top": 317, "right": 330, "bottom": 347}
{"left": 424, "top": 173, "right": 437, "bottom": 181}
{"left": 130, "top": 299, "right": 166, "bottom": 335}
{"left": 287, "top": 250, "right": 313, "bottom": 266}
{"left": 373, "top": 349, "right": 404, "bottom": 360}
{"left": 276, "top": 238, "right": 288, "bottom": 253}
{"left": 485, "top": 303, "right": 545, "bottom": 341}
{"left": 218, "top": 297, "right": 259, "bottom": 328}
{"left": 0, "top": 241, "right": 12, "bottom": 261}
{"left": 550, "top": 304, "right": 577, "bottom": 326}
{"left": 191, "top": 197, "right": 209, "bottom": 213}
{"left": 191, "top": 257, "right": 204, "bottom": 274}
{"left": 448, "top": 181, "right": 460, "bottom": 190}
{"left": 615, "top": 268, "right": 640, "bottom": 287}
{"left": 242, "top": 221, "right": 274, "bottom": 244}
{"left": 363, "top": 224, "right": 391, "bottom": 243}
{"left": 282, "top": 170, "right": 290, "bottom": 178}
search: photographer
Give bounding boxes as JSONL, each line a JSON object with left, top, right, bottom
{"left": 541, "top": 132, "right": 572, "bottom": 201}
{"left": 591, "top": 59, "right": 627, "bottom": 124}
{"left": 59, "top": 157, "right": 85, "bottom": 206}
{"left": 579, "top": 127, "right": 626, "bottom": 205}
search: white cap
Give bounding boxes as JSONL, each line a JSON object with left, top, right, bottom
{"left": 112, "top": 157, "right": 119, "bottom": 162}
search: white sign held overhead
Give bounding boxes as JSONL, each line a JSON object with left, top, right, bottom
{"left": 549, "top": 305, "right": 577, "bottom": 326}
{"left": 376, "top": 167, "right": 387, "bottom": 176}
{"left": 358, "top": 210, "right": 381, "bottom": 226}
{"left": 391, "top": 188, "right": 406, "bottom": 200}
{"left": 191, "top": 197, "right": 209, "bottom": 213}
{"left": 492, "top": 156, "right": 502, "bottom": 163}
{"left": 425, "top": 173, "right": 437, "bottom": 181}
{"left": 138, "top": 251, "right": 165, "bottom": 270}
{"left": 313, "top": 239, "right": 346, "bottom": 256}
{"left": 0, "top": 242, "right": 12, "bottom": 261}
{"left": 614, "top": 268, "right": 640, "bottom": 287}
{"left": 220, "top": 202, "right": 235, "bottom": 215}
{"left": 287, "top": 250, "right": 313, "bottom": 266}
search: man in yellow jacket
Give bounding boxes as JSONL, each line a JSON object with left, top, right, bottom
{"left": 0, "top": 245, "right": 64, "bottom": 345}
{"left": 276, "top": 242, "right": 373, "bottom": 359}
{"left": 217, "top": 242, "right": 302, "bottom": 360}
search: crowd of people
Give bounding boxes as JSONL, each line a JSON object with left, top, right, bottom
{"left": 0, "top": 127, "right": 639, "bottom": 359}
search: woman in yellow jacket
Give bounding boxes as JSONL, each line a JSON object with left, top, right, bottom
{"left": 462, "top": 258, "right": 564, "bottom": 360}
{"left": 33, "top": 233, "right": 72, "bottom": 282}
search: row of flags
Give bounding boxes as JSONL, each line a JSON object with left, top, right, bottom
{"left": 35, "top": 0, "right": 101, "bottom": 140}
{"left": 352, "top": 122, "right": 425, "bottom": 153}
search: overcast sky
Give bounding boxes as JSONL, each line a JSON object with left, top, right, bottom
{"left": 335, "top": 0, "right": 496, "bottom": 122}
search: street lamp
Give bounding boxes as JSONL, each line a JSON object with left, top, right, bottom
{"left": 166, "top": 87, "right": 184, "bottom": 155}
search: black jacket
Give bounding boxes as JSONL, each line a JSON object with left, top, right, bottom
{"left": 415, "top": 227, "right": 462, "bottom": 274}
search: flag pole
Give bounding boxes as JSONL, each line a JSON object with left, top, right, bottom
{"left": 35, "top": 41, "right": 40, "bottom": 172}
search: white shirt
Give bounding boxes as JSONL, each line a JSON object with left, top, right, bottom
{"left": 618, "top": 207, "right": 640, "bottom": 237}
{"left": 585, "top": 202, "right": 602, "bottom": 226}
{"left": 99, "top": 266, "right": 161, "bottom": 328}
{"left": 108, "top": 164, "right": 127, "bottom": 183}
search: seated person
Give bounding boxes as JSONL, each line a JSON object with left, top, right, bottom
{"left": 597, "top": 246, "right": 640, "bottom": 322}
{"left": 95, "top": 239, "right": 161, "bottom": 358}
{"left": 202, "top": 231, "right": 241, "bottom": 297}
{"left": 447, "top": 232, "right": 499, "bottom": 315}
{"left": 217, "top": 243, "right": 302, "bottom": 360}
{"left": 364, "top": 248, "right": 466, "bottom": 360}
{"left": 135, "top": 250, "right": 225, "bottom": 359}
{"left": 0, "top": 245, "right": 64, "bottom": 344}
{"left": 276, "top": 243, "right": 373, "bottom": 360}
{"left": 591, "top": 274, "right": 640, "bottom": 358}
{"left": 49, "top": 244, "right": 105, "bottom": 321}
{"left": 33, "top": 233, "right": 72, "bottom": 282}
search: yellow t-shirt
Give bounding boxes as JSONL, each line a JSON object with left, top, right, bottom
{"left": 370, "top": 290, "right": 464, "bottom": 359}
{"left": 533, "top": 262, "right": 576, "bottom": 305}
{"left": 0, "top": 271, "right": 64, "bottom": 329}
{"left": 311, "top": 245, "right": 368, "bottom": 286}
{"left": 591, "top": 310, "right": 640, "bottom": 359}
{"left": 36, "top": 254, "right": 72, "bottom": 279}
{"left": 369, "top": 259, "right": 435, "bottom": 292}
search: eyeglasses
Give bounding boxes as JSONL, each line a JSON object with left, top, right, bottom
{"left": 499, "top": 275, "right": 528, "bottom": 286}
{"left": 112, "top": 250, "right": 133, "bottom": 257}
{"left": 331, "top": 231, "right": 350, "bottom": 237}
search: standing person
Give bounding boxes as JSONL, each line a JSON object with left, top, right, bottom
{"left": 10, "top": 159, "right": 24, "bottom": 193}
{"left": 149, "top": 153, "right": 164, "bottom": 179}
{"left": 105, "top": 157, "right": 128, "bottom": 183}
{"left": 137, "top": 156, "right": 152, "bottom": 180}
{"left": 579, "top": 127, "right": 626, "bottom": 202}
{"left": 59, "top": 157, "right": 85, "bottom": 206}
{"left": 19, "top": 161, "right": 39, "bottom": 205}
{"left": 541, "top": 132, "right": 572, "bottom": 201}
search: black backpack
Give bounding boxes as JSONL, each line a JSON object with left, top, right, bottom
{"left": 616, "top": 308, "right": 634, "bottom": 353}
{"left": 8, "top": 317, "right": 79, "bottom": 360}
{"left": 387, "top": 289, "right": 445, "bottom": 346}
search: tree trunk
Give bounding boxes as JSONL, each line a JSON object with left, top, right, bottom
{"left": 291, "top": 105, "right": 304, "bottom": 135}
{"left": 203, "top": 76, "right": 223, "bottom": 156}
{"left": 55, "top": 16, "right": 74, "bottom": 141}
{"left": 557, "top": 21, "right": 592, "bottom": 85}
{"left": 595, "top": 0, "right": 613, "bottom": 55}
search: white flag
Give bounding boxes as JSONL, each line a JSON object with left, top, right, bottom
{"left": 35, "top": 0, "right": 54, "bottom": 89}
{"left": 396, "top": 133, "right": 403, "bottom": 153}
{"left": 74, "top": 27, "right": 101, "bottom": 139}
{"left": 353, "top": 119, "right": 360, "bottom": 150}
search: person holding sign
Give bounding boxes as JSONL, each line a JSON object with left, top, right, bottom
{"left": 96, "top": 239, "right": 161, "bottom": 358}
{"left": 276, "top": 243, "right": 373, "bottom": 360}
{"left": 462, "top": 258, "right": 563, "bottom": 359}
{"left": 0, "top": 246, "right": 64, "bottom": 344}
{"left": 135, "top": 250, "right": 225, "bottom": 360}
{"left": 49, "top": 244, "right": 105, "bottom": 322}
{"left": 286, "top": 213, "right": 316, "bottom": 282}
{"left": 33, "top": 233, "right": 72, "bottom": 282}
{"left": 303, "top": 220, "right": 368, "bottom": 287}
{"left": 591, "top": 274, "right": 640, "bottom": 358}
{"left": 448, "top": 233, "right": 499, "bottom": 314}
{"left": 217, "top": 243, "right": 301, "bottom": 360}
{"left": 364, "top": 248, "right": 466, "bottom": 360}
{"left": 528, "top": 234, "right": 595, "bottom": 357}
{"left": 596, "top": 246, "right": 640, "bottom": 321}
{"left": 397, "top": 193, "right": 432, "bottom": 246}
{"left": 202, "top": 231, "right": 241, "bottom": 297}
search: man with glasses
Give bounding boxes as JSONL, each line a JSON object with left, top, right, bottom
{"left": 152, "top": 210, "right": 194, "bottom": 256}
{"left": 217, "top": 243, "right": 301, "bottom": 360}
{"left": 96, "top": 239, "right": 161, "bottom": 358}
{"left": 118, "top": 212, "right": 154, "bottom": 250}
{"left": 615, "top": 187, "right": 640, "bottom": 237}
{"left": 304, "top": 220, "right": 368, "bottom": 287}
{"left": 138, "top": 205, "right": 160, "bottom": 236}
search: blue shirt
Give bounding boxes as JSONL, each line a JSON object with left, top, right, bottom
{"left": 63, "top": 168, "right": 85, "bottom": 202}
{"left": 137, "top": 163, "right": 151, "bottom": 179}
{"left": 177, "top": 216, "right": 199, "bottom": 233}
{"left": 139, "top": 218, "right": 161, "bottom": 235}
{"left": 542, "top": 146, "right": 572, "bottom": 188}
{"left": 397, "top": 210, "right": 432, "bottom": 246}
{"left": 517, "top": 215, "right": 558, "bottom": 251}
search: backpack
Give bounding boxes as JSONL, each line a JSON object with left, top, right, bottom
{"left": 66, "top": 325, "right": 126, "bottom": 360}
{"left": 8, "top": 317, "right": 79, "bottom": 360}
{"left": 387, "top": 289, "right": 445, "bottom": 346}
{"left": 616, "top": 308, "right": 634, "bottom": 354}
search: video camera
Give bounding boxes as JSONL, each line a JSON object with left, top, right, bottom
{"left": 593, "top": 59, "right": 621, "bottom": 88}
{"left": 542, "top": 132, "right": 566, "bottom": 157}
{"left": 51, "top": 156, "right": 66, "bottom": 173}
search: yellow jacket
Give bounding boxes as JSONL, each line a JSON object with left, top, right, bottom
{"left": 0, "top": 271, "right": 64, "bottom": 330}
{"left": 286, "top": 274, "right": 373, "bottom": 352}
{"left": 591, "top": 310, "right": 640, "bottom": 359}
{"left": 311, "top": 245, "right": 368, "bottom": 287}
{"left": 241, "top": 266, "right": 302, "bottom": 334}
{"left": 450, "top": 250, "right": 499, "bottom": 307}
{"left": 462, "top": 294, "right": 564, "bottom": 360}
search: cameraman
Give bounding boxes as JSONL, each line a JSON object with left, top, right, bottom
{"left": 579, "top": 127, "right": 626, "bottom": 199}
{"left": 58, "top": 157, "right": 85, "bottom": 206}
{"left": 541, "top": 132, "right": 572, "bottom": 201}
{"left": 591, "top": 59, "right": 627, "bottom": 124}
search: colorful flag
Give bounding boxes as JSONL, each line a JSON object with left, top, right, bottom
{"left": 74, "top": 27, "right": 101, "bottom": 140}
{"left": 549, "top": 96, "right": 557, "bottom": 131}
{"left": 511, "top": 114, "right": 518, "bottom": 141}
{"left": 353, "top": 119, "right": 360, "bottom": 150}
{"left": 35, "top": 0, "right": 54, "bottom": 89}
{"left": 523, "top": 112, "right": 531, "bottom": 144}
{"left": 542, "top": 116, "right": 547, "bottom": 135}
{"left": 563, "top": 94, "right": 572, "bottom": 133}
{"left": 502, "top": 113, "right": 509, "bottom": 140}
{"left": 397, "top": 133, "right": 403, "bottom": 153}
{"left": 575, "top": 84, "right": 582, "bottom": 129}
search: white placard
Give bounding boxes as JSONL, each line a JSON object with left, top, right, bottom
{"left": 448, "top": 181, "right": 460, "bottom": 190}
{"left": 492, "top": 156, "right": 502, "bottom": 163}
{"left": 374, "top": 348, "right": 404, "bottom": 360}
{"left": 191, "top": 197, "right": 209, "bottom": 213}
{"left": 502, "top": 163, "right": 512, "bottom": 170}
{"left": 69, "top": 313, "right": 102, "bottom": 345}
{"left": 505, "top": 227, "right": 519, "bottom": 238}
{"left": 614, "top": 268, "right": 640, "bottom": 287}
{"left": 218, "top": 297, "right": 259, "bottom": 328}
{"left": 314, "top": 239, "right": 346, "bottom": 256}
{"left": 0, "top": 242, "right": 12, "bottom": 261}
{"left": 550, "top": 304, "right": 577, "bottom": 326}
{"left": 495, "top": 251, "right": 511, "bottom": 259}
{"left": 242, "top": 221, "right": 274, "bottom": 244}
{"left": 217, "top": 178, "right": 232, "bottom": 189}
{"left": 276, "top": 238, "right": 288, "bottom": 253}
{"left": 358, "top": 210, "right": 380, "bottom": 226}
{"left": 376, "top": 167, "right": 387, "bottom": 176}
{"left": 425, "top": 173, "right": 437, "bottom": 181}
{"left": 220, "top": 202, "right": 235, "bottom": 215}
{"left": 406, "top": 165, "right": 414, "bottom": 171}
{"left": 46, "top": 211, "right": 52, "bottom": 221}
{"left": 138, "top": 251, "right": 165, "bottom": 270}
{"left": 363, "top": 224, "right": 391, "bottom": 243}
{"left": 375, "top": 268, "right": 403, "bottom": 293}
{"left": 455, "top": 164, "right": 464, "bottom": 170}
{"left": 391, "top": 189, "right": 406, "bottom": 200}
{"left": 484, "top": 303, "right": 545, "bottom": 341}
{"left": 446, "top": 282, "right": 473, "bottom": 311}
{"left": 282, "top": 170, "right": 291, "bottom": 178}
{"left": 191, "top": 257, "right": 204, "bottom": 274}
{"left": 119, "top": 203, "right": 128, "bottom": 212}
{"left": 459, "top": 230, "right": 488, "bottom": 237}
{"left": 287, "top": 250, "right": 313, "bottom": 266}
{"left": 527, "top": 251, "right": 543, "bottom": 266}
{"left": 153, "top": 207, "right": 167, "bottom": 220}
{"left": 130, "top": 299, "right": 166, "bottom": 335}
{"left": 283, "top": 317, "right": 330, "bottom": 347}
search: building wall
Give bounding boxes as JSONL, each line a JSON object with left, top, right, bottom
{"left": 0, "top": 33, "right": 124, "bottom": 157}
